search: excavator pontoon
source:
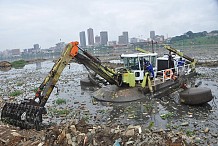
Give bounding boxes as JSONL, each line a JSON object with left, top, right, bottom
{"left": 1, "top": 42, "right": 198, "bottom": 129}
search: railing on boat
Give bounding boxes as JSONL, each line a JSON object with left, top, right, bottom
{"left": 155, "top": 64, "right": 191, "bottom": 85}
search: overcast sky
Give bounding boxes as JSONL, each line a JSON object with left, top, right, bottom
{"left": 0, "top": 0, "right": 217, "bottom": 50}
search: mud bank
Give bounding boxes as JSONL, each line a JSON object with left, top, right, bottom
{"left": 0, "top": 61, "right": 11, "bottom": 68}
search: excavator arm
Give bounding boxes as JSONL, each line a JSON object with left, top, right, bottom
{"left": 34, "top": 42, "right": 79, "bottom": 107}
{"left": 164, "top": 45, "right": 197, "bottom": 70}
{"left": 1, "top": 41, "right": 121, "bottom": 130}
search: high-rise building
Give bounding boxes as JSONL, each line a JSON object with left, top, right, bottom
{"left": 11, "top": 49, "right": 20, "bottom": 56}
{"left": 118, "top": 35, "right": 125, "bottom": 44}
{"left": 55, "top": 42, "right": 65, "bottom": 51}
{"left": 100, "top": 31, "right": 108, "bottom": 45}
{"left": 150, "top": 31, "right": 155, "bottom": 40}
{"left": 87, "top": 28, "right": 94, "bottom": 46}
{"left": 95, "top": 35, "right": 100, "bottom": 44}
{"left": 122, "top": 31, "right": 129, "bottom": 44}
{"left": 33, "top": 44, "right": 40, "bottom": 52}
{"left": 130, "top": 37, "right": 138, "bottom": 43}
{"left": 33, "top": 44, "right": 40, "bottom": 50}
{"left": 79, "top": 31, "right": 86, "bottom": 47}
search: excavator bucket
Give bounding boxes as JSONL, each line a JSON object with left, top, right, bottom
{"left": 1, "top": 102, "right": 43, "bottom": 130}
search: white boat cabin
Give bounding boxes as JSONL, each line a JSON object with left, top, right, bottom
{"left": 120, "top": 52, "right": 190, "bottom": 83}
{"left": 120, "top": 52, "right": 157, "bottom": 81}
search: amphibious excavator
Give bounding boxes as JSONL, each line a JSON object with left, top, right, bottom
{"left": 1, "top": 41, "right": 197, "bottom": 129}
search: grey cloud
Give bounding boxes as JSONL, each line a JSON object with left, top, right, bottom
{"left": 0, "top": 0, "right": 217, "bottom": 50}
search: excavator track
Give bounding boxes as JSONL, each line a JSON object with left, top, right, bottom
{"left": 1, "top": 103, "right": 43, "bottom": 130}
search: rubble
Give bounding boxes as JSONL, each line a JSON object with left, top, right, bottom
{"left": 0, "top": 61, "right": 11, "bottom": 67}
{"left": 0, "top": 118, "right": 198, "bottom": 146}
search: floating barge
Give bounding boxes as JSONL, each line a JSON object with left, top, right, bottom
{"left": 92, "top": 46, "right": 206, "bottom": 103}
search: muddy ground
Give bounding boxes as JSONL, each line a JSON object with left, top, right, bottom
{"left": 0, "top": 45, "right": 218, "bottom": 146}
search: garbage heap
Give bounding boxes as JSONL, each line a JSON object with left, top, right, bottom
{"left": 0, "top": 118, "right": 197, "bottom": 146}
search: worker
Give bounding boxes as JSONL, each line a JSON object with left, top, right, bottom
{"left": 177, "top": 57, "right": 185, "bottom": 76}
{"left": 177, "top": 57, "right": 185, "bottom": 67}
{"left": 144, "top": 59, "right": 154, "bottom": 79}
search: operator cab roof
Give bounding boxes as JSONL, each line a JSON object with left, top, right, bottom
{"left": 121, "top": 52, "right": 158, "bottom": 58}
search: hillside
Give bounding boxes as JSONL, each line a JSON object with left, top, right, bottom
{"left": 170, "top": 30, "right": 218, "bottom": 46}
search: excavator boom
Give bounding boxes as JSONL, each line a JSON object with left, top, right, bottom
{"left": 164, "top": 45, "right": 197, "bottom": 70}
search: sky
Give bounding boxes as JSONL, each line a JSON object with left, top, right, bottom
{"left": 0, "top": 0, "right": 218, "bottom": 50}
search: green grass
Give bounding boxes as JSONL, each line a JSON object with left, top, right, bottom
{"left": 11, "top": 60, "right": 26, "bottom": 68}
{"left": 31, "top": 87, "right": 38, "bottom": 93}
{"left": 9, "top": 90, "right": 23, "bottom": 96}
{"left": 55, "top": 98, "right": 66, "bottom": 105}
{"left": 160, "top": 112, "right": 174, "bottom": 120}
{"left": 166, "top": 123, "right": 171, "bottom": 129}
{"left": 143, "top": 103, "right": 153, "bottom": 112}
{"left": 53, "top": 109, "right": 70, "bottom": 115}
{"left": 148, "top": 121, "right": 154, "bottom": 129}
{"left": 186, "top": 130, "right": 195, "bottom": 137}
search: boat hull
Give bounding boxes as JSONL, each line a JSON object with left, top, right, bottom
{"left": 92, "top": 72, "right": 197, "bottom": 102}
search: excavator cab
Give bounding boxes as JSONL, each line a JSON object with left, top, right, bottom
{"left": 121, "top": 53, "right": 157, "bottom": 81}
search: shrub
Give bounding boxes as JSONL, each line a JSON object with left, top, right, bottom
{"left": 11, "top": 60, "right": 26, "bottom": 68}
{"left": 56, "top": 98, "right": 66, "bottom": 105}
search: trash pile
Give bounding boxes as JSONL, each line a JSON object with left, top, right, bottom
{"left": 1, "top": 118, "right": 200, "bottom": 146}
{"left": 0, "top": 61, "right": 11, "bottom": 68}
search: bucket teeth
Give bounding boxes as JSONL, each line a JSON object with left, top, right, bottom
{"left": 1, "top": 102, "right": 43, "bottom": 130}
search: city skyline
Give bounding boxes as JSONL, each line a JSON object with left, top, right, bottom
{"left": 0, "top": 0, "right": 218, "bottom": 51}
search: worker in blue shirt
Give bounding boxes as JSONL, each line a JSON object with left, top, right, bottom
{"left": 144, "top": 59, "right": 154, "bottom": 79}
{"left": 177, "top": 58, "right": 185, "bottom": 67}
{"left": 177, "top": 58, "right": 185, "bottom": 76}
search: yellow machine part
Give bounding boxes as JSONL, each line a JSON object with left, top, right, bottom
{"left": 122, "top": 72, "right": 136, "bottom": 87}
{"left": 141, "top": 72, "right": 153, "bottom": 92}
{"left": 135, "top": 47, "right": 151, "bottom": 54}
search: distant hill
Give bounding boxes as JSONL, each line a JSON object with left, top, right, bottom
{"left": 169, "top": 30, "right": 218, "bottom": 45}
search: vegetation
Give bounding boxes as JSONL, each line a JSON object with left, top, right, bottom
{"left": 148, "top": 121, "right": 154, "bottom": 129}
{"left": 9, "top": 90, "right": 23, "bottom": 96}
{"left": 55, "top": 98, "right": 67, "bottom": 105}
{"left": 143, "top": 103, "right": 153, "bottom": 112}
{"left": 186, "top": 129, "right": 195, "bottom": 137}
{"left": 53, "top": 109, "right": 70, "bottom": 115}
{"left": 31, "top": 87, "right": 38, "bottom": 93}
{"left": 166, "top": 123, "right": 171, "bottom": 129}
{"left": 170, "top": 30, "right": 218, "bottom": 46}
{"left": 81, "top": 116, "right": 90, "bottom": 122}
{"left": 11, "top": 60, "right": 26, "bottom": 68}
{"left": 160, "top": 112, "right": 174, "bottom": 120}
